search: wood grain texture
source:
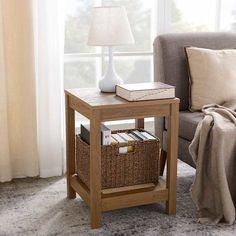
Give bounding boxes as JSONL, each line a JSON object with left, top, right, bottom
{"left": 89, "top": 111, "right": 102, "bottom": 228}
{"left": 71, "top": 175, "right": 90, "bottom": 206}
{"left": 135, "top": 118, "right": 144, "bottom": 129}
{"left": 65, "top": 95, "right": 76, "bottom": 199}
{"left": 100, "top": 104, "right": 170, "bottom": 121}
{"left": 69, "top": 96, "right": 92, "bottom": 119}
{"left": 102, "top": 179, "right": 167, "bottom": 211}
{"left": 65, "top": 88, "right": 179, "bottom": 109}
{"left": 101, "top": 183, "right": 155, "bottom": 197}
{"left": 166, "top": 103, "right": 179, "bottom": 214}
{"left": 159, "top": 149, "right": 167, "bottom": 176}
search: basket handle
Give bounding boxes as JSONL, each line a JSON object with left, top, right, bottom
{"left": 115, "top": 144, "right": 136, "bottom": 155}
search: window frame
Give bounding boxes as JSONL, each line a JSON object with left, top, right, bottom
{"left": 64, "top": 0, "right": 158, "bottom": 85}
{"left": 64, "top": 0, "right": 224, "bottom": 83}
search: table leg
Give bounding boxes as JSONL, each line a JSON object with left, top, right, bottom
{"left": 135, "top": 118, "right": 144, "bottom": 129}
{"left": 159, "top": 149, "right": 167, "bottom": 176}
{"left": 90, "top": 112, "right": 102, "bottom": 228}
{"left": 65, "top": 94, "right": 76, "bottom": 199}
{"left": 166, "top": 103, "right": 179, "bottom": 214}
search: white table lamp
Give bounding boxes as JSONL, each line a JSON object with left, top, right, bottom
{"left": 88, "top": 6, "right": 134, "bottom": 92}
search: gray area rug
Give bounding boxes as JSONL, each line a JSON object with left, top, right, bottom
{"left": 0, "top": 161, "right": 236, "bottom": 236}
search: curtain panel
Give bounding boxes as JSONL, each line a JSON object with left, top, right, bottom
{"left": 34, "top": 0, "right": 65, "bottom": 177}
{"left": 0, "top": 0, "right": 65, "bottom": 182}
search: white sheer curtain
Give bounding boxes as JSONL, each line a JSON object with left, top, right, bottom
{"left": 0, "top": 0, "right": 65, "bottom": 182}
{"left": 34, "top": 0, "right": 65, "bottom": 177}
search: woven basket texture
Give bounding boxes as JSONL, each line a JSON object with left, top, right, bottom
{"left": 76, "top": 129, "right": 159, "bottom": 189}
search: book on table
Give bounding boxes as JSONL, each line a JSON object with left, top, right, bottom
{"left": 116, "top": 82, "right": 175, "bottom": 101}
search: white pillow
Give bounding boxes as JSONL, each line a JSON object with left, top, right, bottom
{"left": 185, "top": 47, "right": 236, "bottom": 111}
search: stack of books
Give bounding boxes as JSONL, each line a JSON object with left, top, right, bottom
{"left": 111, "top": 130, "right": 157, "bottom": 154}
{"left": 116, "top": 82, "right": 175, "bottom": 101}
{"left": 111, "top": 130, "right": 156, "bottom": 143}
{"left": 80, "top": 123, "right": 157, "bottom": 154}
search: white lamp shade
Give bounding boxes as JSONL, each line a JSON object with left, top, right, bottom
{"left": 87, "top": 6, "right": 134, "bottom": 46}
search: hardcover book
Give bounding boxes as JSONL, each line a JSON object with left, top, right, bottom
{"left": 130, "top": 130, "right": 148, "bottom": 141}
{"left": 140, "top": 131, "right": 157, "bottom": 140}
{"left": 111, "top": 136, "right": 118, "bottom": 144}
{"left": 128, "top": 133, "right": 140, "bottom": 141}
{"left": 80, "top": 123, "right": 111, "bottom": 145}
{"left": 116, "top": 82, "right": 175, "bottom": 101}
{"left": 118, "top": 132, "right": 135, "bottom": 142}
{"left": 111, "top": 134, "right": 127, "bottom": 144}
{"left": 111, "top": 133, "right": 134, "bottom": 153}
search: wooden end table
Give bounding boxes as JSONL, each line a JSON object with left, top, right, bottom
{"left": 65, "top": 88, "right": 179, "bottom": 229}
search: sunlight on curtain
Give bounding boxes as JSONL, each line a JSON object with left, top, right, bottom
{"left": 0, "top": 0, "right": 11, "bottom": 181}
{"left": 34, "top": 0, "right": 65, "bottom": 177}
{"left": 0, "top": 0, "right": 39, "bottom": 182}
{"left": 0, "top": 0, "right": 65, "bottom": 182}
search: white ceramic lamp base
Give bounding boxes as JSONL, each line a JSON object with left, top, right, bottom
{"left": 99, "top": 47, "right": 123, "bottom": 93}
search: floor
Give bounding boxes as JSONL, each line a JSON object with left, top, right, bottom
{"left": 0, "top": 161, "right": 236, "bottom": 236}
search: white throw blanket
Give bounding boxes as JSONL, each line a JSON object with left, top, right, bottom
{"left": 189, "top": 100, "right": 236, "bottom": 225}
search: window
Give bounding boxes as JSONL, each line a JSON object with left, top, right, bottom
{"left": 219, "top": 0, "right": 236, "bottom": 31}
{"left": 170, "top": 0, "right": 218, "bottom": 32}
{"left": 64, "top": 0, "right": 236, "bottom": 125}
{"left": 64, "top": 0, "right": 236, "bottom": 89}
{"left": 64, "top": 0, "right": 157, "bottom": 90}
{"left": 168, "top": 0, "right": 236, "bottom": 32}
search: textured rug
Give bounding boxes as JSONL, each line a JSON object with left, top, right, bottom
{"left": 0, "top": 161, "right": 236, "bottom": 236}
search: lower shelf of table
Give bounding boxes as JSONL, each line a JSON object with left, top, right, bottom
{"left": 70, "top": 174, "right": 168, "bottom": 212}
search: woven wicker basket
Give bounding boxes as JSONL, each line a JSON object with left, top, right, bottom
{"left": 76, "top": 129, "right": 159, "bottom": 189}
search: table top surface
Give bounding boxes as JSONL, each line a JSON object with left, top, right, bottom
{"left": 65, "top": 88, "right": 179, "bottom": 109}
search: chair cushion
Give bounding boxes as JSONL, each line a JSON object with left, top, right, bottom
{"left": 185, "top": 47, "right": 236, "bottom": 111}
{"left": 165, "top": 111, "right": 203, "bottom": 141}
{"left": 163, "top": 131, "right": 196, "bottom": 168}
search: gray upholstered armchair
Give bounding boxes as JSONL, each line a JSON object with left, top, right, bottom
{"left": 153, "top": 32, "right": 236, "bottom": 173}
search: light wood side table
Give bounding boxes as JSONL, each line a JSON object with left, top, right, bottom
{"left": 65, "top": 88, "right": 179, "bottom": 229}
